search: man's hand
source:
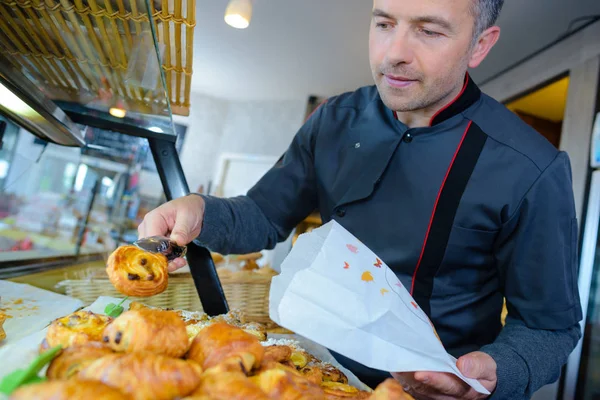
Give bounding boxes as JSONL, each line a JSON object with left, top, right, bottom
{"left": 392, "top": 352, "right": 497, "bottom": 400}
{"left": 137, "top": 195, "right": 205, "bottom": 271}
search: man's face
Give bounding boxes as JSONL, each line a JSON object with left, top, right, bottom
{"left": 369, "top": 0, "right": 476, "bottom": 112}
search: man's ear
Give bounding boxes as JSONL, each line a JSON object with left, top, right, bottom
{"left": 468, "top": 26, "right": 501, "bottom": 69}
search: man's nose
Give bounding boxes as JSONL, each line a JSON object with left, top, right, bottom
{"left": 385, "top": 31, "right": 414, "bottom": 66}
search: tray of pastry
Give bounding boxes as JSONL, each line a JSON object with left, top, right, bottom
{"left": 0, "top": 296, "right": 413, "bottom": 400}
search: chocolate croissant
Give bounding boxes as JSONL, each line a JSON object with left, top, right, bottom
{"left": 78, "top": 352, "right": 203, "bottom": 400}
{"left": 190, "top": 370, "right": 269, "bottom": 400}
{"left": 102, "top": 308, "right": 189, "bottom": 358}
{"left": 187, "top": 322, "right": 264, "bottom": 373}
{"left": 44, "top": 311, "right": 112, "bottom": 349}
{"left": 46, "top": 342, "right": 114, "bottom": 379}
{"left": 106, "top": 245, "right": 168, "bottom": 297}
{"left": 9, "top": 380, "right": 130, "bottom": 400}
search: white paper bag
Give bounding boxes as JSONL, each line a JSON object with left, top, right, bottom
{"left": 270, "top": 221, "right": 489, "bottom": 394}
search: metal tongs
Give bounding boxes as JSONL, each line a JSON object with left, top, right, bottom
{"left": 133, "top": 236, "right": 187, "bottom": 261}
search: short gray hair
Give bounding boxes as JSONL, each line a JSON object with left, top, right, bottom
{"left": 471, "top": 0, "right": 505, "bottom": 39}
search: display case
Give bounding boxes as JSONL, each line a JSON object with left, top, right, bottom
{"left": 0, "top": 0, "right": 228, "bottom": 316}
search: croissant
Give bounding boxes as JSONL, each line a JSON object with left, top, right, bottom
{"left": 44, "top": 311, "right": 112, "bottom": 349}
{"left": 368, "top": 378, "right": 414, "bottom": 400}
{"left": 251, "top": 368, "right": 326, "bottom": 400}
{"left": 102, "top": 309, "right": 189, "bottom": 358}
{"left": 187, "top": 322, "right": 264, "bottom": 373}
{"left": 190, "top": 370, "right": 269, "bottom": 400}
{"left": 78, "top": 352, "right": 203, "bottom": 400}
{"left": 46, "top": 342, "right": 114, "bottom": 379}
{"left": 0, "top": 310, "right": 6, "bottom": 342}
{"left": 9, "top": 380, "right": 130, "bottom": 400}
{"left": 256, "top": 360, "right": 304, "bottom": 377}
{"left": 106, "top": 245, "right": 168, "bottom": 297}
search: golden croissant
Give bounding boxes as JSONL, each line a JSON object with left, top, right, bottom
{"left": 102, "top": 308, "right": 189, "bottom": 358}
{"left": 106, "top": 245, "right": 168, "bottom": 297}
{"left": 46, "top": 342, "right": 114, "bottom": 379}
{"left": 43, "top": 311, "right": 112, "bottom": 350}
{"left": 368, "top": 378, "right": 415, "bottom": 400}
{"left": 251, "top": 368, "right": 326, "bottom": 400}
{"left": 78, "top": 352, "right": 203, "bottom": 400}
{"left": 190, "top": 370, "right": 269, "bottom": 400}
{"left": 321, "top": 381, "right": 370, "bottom": 399}
{"left": 187, "top": 322, "right": 264, "bottom": 373}
{"left": 9, "top": 379, "right": 130, "bottom": 400}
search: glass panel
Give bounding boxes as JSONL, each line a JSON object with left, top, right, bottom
{"left": 0, "top": 117, "right": 173, "bottom": 264}
{"left": 578, "top": 215, "right": 600, "bottom": 398}
{"left": 0, "top": 118, "right": 95, "bottom": 261}
{"left": 0, "top": 0, "right": 180, "bottom": 135}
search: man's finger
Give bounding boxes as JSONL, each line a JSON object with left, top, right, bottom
{"left": 170, "top": 210, "right": 193, "bottom": 245}
{"left": 414, "top": 372, "right": 467, "bottom": 397}
{"left": 168, "top": 258, "right": 187, "bottom": 272}
{"left": 457, "top": 352, "right": 496, "bottom": 381}
{"left": 137, "top": 220, "right": 146, "bottom": 239}
{"left": 140, "top": 209, "right": 172, "bottom": 239}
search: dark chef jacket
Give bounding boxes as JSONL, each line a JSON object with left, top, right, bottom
{"left": 197, "top": 75, "right": 583, "bottom": 399}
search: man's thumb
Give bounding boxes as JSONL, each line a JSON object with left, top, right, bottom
{"left": 170, "top": 219, "right": 192, "bottom": 246}
{"left": 457, "top": 352, "right": 496, "bottom": 381}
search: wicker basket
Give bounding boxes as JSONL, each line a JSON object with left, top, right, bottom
{"left": 58, "top": 269, "right": 277, "bottom": 325}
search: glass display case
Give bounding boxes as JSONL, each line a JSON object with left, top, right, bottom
{"left": 0, "top": 0, "right": 228, "bottom": 315}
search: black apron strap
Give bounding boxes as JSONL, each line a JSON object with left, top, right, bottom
{"left": 411, "top": 121, "right": 488, "bottom": 317}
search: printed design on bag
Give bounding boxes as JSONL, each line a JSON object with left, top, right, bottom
{"left": 361, "top": 271, "right": 374, "bottom": 282}
{"left": 411, "top": 302, "right": 418, "bottom": 309}
{"left": 343, "top": 262, "right": 350, "bottom": 269}
{"left": 395, "top": 282, "right": 403, "bottom": 288}
{"left": 346, "top": 244, "right": 359, "bottom": 254}
{"left": 380, "top": 288, "right": 389, "bottom": 296}
{"left": 374, "top": 258, "right": 382, "bottom": 268}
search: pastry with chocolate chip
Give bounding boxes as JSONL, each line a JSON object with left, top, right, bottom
{"left": 102, "top": 308, "right": 189, "bottom": 358}
{"left": 106, "top": 245, "right": 169, "bottom": 297}
{"left": 43, "top": 310, "right": 113, "bottom": 350}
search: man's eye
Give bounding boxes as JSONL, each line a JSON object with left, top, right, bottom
{"left": 420, "top": 28, "right": 441, "bottom": 37}
{"left": 376, "top": 23, "right": 391, "bottom": 30}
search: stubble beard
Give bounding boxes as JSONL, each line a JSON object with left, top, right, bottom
{"left": 373, "top": 60, "right": 469, "bottom": 113}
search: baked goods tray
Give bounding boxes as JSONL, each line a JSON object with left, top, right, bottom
{"left": 0, "top": 296, "right": 371, "bottom": 395}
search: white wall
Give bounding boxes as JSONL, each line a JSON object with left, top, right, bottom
{"left": 139, "top": 93, "right": 307, "bottom": 198}
{"left": 221, "top": 98, "right": 307, "bottom": 157}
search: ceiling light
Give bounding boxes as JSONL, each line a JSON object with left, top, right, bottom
{"left": 0, "top": 82, "right": 40, "bottom": 119}
{"left": 225, "top": 0, "right": 253, "bottom": 29}
{"left": 109, "top": 99, "right": 127, "bottom": 118}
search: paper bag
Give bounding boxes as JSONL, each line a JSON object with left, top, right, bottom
{"left": 269, "top": 220, "right": 489, "bottom": 394}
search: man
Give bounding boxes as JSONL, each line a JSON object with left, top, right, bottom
{"left": 139, "top": 0, "right": 582, "bottom": 399}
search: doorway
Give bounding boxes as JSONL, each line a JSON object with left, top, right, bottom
{"left": 505, "top": 76, "right": 570, "bottom": 148}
